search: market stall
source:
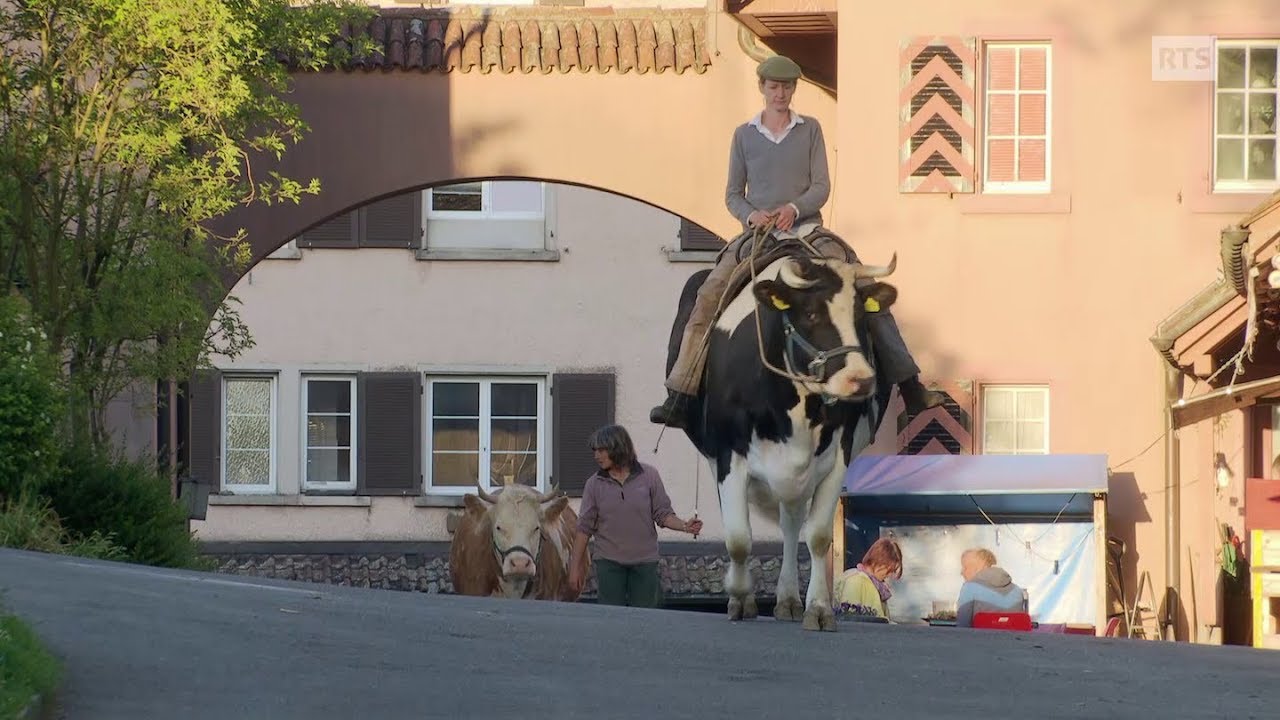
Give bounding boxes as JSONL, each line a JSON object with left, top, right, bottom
{"left": 840, "top": 453, "right": 1110, "bottom": 634}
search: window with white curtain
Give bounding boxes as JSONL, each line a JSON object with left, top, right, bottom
{"left": 1214, "top": 40, "right": 1280, "bottom": 192}
{"left": 981, "top": 384, "right": 1049, "bottom": 455}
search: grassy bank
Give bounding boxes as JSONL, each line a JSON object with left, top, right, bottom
{"left": 0, "top": 606, "right": 60, "bottom": 719}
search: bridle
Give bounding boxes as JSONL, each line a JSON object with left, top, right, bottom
{"left": 779, "top": 312, "right": 867, "bottom": 406}
{"left": 745, "top": 220, "right": 872, "bottom": 405}
{"left": 493, "top": 537, "right": 541, "bottom": 599}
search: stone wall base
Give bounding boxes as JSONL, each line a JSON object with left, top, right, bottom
{"left": 203, "top": 541, "right": 814, "bottom": 600}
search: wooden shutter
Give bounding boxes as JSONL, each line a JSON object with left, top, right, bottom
{"left": 357, "top": 372, "right": 422, "bottom": 495}
{"left": 899, "top": 36, "right": 977, "bottom": 193}
{"left": 186, "top": 369, "right": 223, "bottom": 493}
{"left": 361, "top": 192, "right": 421, "bottom": 249}
{"left": 297, "top": 212, "right": 358, "bottom": 248}
{"left": 679, "top": 217, "right": 723, "bottom": 252}
{"left": 552, "top": 373, "right": 615, "bottom": 497}
{"left": 895, "top": 379, "right": 974, "bottom": 455}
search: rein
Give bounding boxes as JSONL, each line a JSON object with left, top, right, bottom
{"left": 745, "top": 221, "right": 864, "bottom": 403}
{"left": 493, "top": 539, "right": 539, "bottom": 598}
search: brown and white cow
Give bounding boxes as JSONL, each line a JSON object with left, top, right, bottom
{"left": 449, "top": 481, "right": 588, "bottom": 602}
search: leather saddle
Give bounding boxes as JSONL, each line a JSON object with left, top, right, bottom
{"left": 715, "top": 227, "right": 860, "bottom": 312}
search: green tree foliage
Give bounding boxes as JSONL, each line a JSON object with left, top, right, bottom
{"left": 0, "top": 294, "right": 63, "bottom": 503}
{"left": 0, "top": 0, "right": 374, "bottom": 442}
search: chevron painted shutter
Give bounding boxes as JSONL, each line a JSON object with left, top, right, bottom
{"left": 895, "top": 379, "right": 975, "bottom": 455}
{"left": 899, "top": 36, "right": 977, "bottom": 193}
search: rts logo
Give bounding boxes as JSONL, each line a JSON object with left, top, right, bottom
{"left": 1152, "top": 36, "right": 1216, "bottom": 81}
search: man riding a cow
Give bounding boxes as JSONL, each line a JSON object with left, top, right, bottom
{"left": 650, "top": 55, "right": 944, "bottom": 431}
{"left": 652, "top": 55, "right": 939, "bottom": 631}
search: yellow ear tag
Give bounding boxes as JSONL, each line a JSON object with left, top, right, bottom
{"left": 864, "top": 297, "right": 881, "bottom": 313}
{"left": 770, "top": 295, "right": 791, "bottom": 310}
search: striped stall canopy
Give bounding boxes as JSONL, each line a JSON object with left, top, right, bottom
{"left": 899, "top": 36, "right": 977, "bottom": 193}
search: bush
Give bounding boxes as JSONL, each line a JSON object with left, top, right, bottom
{"left": 0, "top": 495, "right": 126, "bottom": 561}
{"left": 0, "top": 294, "right": 64, "bottom": 503}
{"left": 41, "top": 444, "right": 211, "bottom": 570}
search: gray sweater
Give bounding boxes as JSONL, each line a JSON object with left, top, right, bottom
{"left": 724, "top": 115, "right": 831, "bottom": 230}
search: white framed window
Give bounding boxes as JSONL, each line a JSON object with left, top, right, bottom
{"left": 221, "top": 375, "right": 277, "bottom": 494}
{"left": 425, "top": 376, "right": 547, "bottom": 494}
{"left": 1214, "top": 40, "right": 1280, "bottom": 192}
{"left": 981, "top": 41, "right": 1052, "bottom": 194}
{"left": 981, "top": 384, "right": 1049, "bottom": 455}
{"left": 426, "top": 181, "right": 545, "bottom": 221}
{"left": 301, "top": 376, "right": 357, "bottom": 492}
{"left": 266, "top": 239, "right": 301, "bottom": 260}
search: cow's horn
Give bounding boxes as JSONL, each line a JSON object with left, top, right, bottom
{"left": 536, "top": 484, "right": 561, "bottom": 503}
{"left": 476, "top": 483, "right": 499, "bottom": 503}
{"left": 779, "top": 258, "right": 818, "bottom": 289}
{"left": 853, "top": 252, "right": 897, "bottom": 279}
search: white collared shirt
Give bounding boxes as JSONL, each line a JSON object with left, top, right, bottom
{"left": 748, "top": 110, "right": 804, "bottom": 144}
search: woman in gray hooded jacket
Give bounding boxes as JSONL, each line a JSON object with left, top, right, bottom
{"left": 955, "top": 548, "right": 1028, "bottom": 628}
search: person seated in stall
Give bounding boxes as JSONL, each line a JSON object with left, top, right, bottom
{"left": 955, "top": 547, "right": 1028, "bottom": 628}
{"left": 834, "top": 538, "right": 904, "bottom": 620}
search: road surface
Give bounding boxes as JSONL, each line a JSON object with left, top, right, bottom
{"left": 0, "top": 548, "right": 1274, "bottom": 719}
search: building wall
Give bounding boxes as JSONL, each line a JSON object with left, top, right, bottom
{"left": 216, "top": 8, "right": 834, "bottom": 267}
{"left": 196, "top": 182, "right": 791, "bottom": 542}
{"left": 835, "top": 0, "right": 1280, "bottom": 638}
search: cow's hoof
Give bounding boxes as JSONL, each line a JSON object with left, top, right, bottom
{"left": 773, "top": 596, "right": 804, "bottom": 622}
{"left": 802, "top": 605, "right": 837, "bottom": 632}
{"left": 727, "top": 595, "right": 758, "bottom": 621}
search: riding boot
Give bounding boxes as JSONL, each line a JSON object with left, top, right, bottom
{"left": 899, "top": 375, "right": 946, "bottom": 415}
{"left": 649, "top": 390, "right": 694, "bottom": 429}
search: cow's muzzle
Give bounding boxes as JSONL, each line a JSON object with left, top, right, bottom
{"left": 495, "top": 542, "right": 538, "bottom": 578}
{"left": 780, "top": 314, "right": 867, "bottom": 404}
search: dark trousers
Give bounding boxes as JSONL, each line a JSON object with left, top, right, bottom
{"left": 594, "top": 558, "right": 663, "bottom": 608}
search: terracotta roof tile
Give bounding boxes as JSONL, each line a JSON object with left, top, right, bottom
{"left": 302, "top": 7, "right": 711, "bottom": 75}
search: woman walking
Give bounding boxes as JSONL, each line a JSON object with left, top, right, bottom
{"left": 568, "top": 425, "right": 702, "bottom": 608}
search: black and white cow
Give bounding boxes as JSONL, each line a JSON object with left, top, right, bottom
{"left": 664, "top": 249, "right": 898, "bottom": 631}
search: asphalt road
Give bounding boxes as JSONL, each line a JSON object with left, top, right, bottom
{"left": 1, "top": 548, "right": 1275, "bottom": 720}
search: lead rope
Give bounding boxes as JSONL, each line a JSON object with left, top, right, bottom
{"left": 691, "top": 449, "right": 700, "bottom": 539}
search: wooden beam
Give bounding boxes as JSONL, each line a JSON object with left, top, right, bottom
{"left": 732, "top": 0, "right": 838, "bottom": 13}
{"left": 831, "top": 497, "right": 846, "bottom": 594}
{"left": 1171, "top": 374, "right": 1280, "bottom": 428}
{"left": 1192, "top": 354, "right": 1218, "bottom": 379}
{"left": 1095, "top": 493, "right": 1108, "bottom": 637}
{"left": 1172, "top": 294, "right": 1247, "bottom": 364}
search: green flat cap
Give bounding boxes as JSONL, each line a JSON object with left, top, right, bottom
{"left": 757, "top": 55, "right": 802, "bottom": 81}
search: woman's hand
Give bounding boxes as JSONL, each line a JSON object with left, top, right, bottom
{"left": 684, "top": 516, "right": 703, "bottom": 538}
{"left": 569, "top": 565, "right": 585, "bottom": 594}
